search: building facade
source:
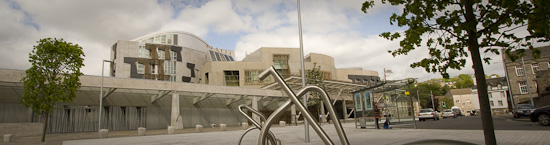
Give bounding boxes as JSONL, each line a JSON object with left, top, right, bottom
{"left": 202, "top": 47, "right": 380, "bottom": 88}
{"left": 111, "top": 31, "right": 235, "bottom": 83}
{"left": 472, "top": 77, "right": 510, "bottom": 114}
{"left": 502, "top": 46, "right": 550, "bottom": 105}
{"left": 447, "top": 89, "right": 479, "bottom": 115}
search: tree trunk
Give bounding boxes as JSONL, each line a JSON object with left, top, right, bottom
{"left": 464, "top": 0, "right": 497, "bottom": 144}
{"left": 41, "top": 113, "right": 49, "bottom": 142}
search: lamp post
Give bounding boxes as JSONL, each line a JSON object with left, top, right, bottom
{"left": 99, "top": 60, "right": 113, "bottom": 137}
{"left": 297, "top": 0, "right": 309, "bottom": 142}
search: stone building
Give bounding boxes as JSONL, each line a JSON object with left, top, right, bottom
{"left": 502, "top": 46, "right": 550, "bottom": 106}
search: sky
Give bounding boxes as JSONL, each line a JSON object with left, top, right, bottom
{"left": 0, "top": 0, "right": 544, "bottom": 81}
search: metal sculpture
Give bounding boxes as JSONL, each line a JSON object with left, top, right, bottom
{"left": 238, "top": 66, "right": 349, "bottom": 145}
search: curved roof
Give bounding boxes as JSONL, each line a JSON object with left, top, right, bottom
{"left": 131, "top": 30, "right": 212, "bottom": 47}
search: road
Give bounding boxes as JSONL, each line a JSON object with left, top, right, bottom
{"left": 393, "top": 115, "right": 550, "bottom": 130}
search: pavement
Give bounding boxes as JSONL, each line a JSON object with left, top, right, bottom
{"left": 3, "top": 120, "right": 550, "bottom": 145}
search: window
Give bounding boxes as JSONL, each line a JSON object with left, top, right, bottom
{"left": 154, "top": 36, "right": 161, "bottom": 43}
{"left": 160, "top": 35, "right": 166, "bottom": 44}
{"left": 158, "top": 49, "right": 165, "bottom": 59}
{"left": 209, "top": 50, "right": 216, "bottom": 61}
{"left": 532, "top": 63, "right": 539, "bottom": 74}
{"left": 273, "top": 55, "right": 290, "bottom": 78}
{"left": 224, "top": 55, "right": 231, "bottom": 61}
{"left": 139, "top": 46, "right": 151, "bottom": 58}
{"left": 167, "top": 34, "right": 173, "bottom": 45}
{"left": 164, "top": 61, "right": 173, "bottom": 74}
{"left": 498, "top": 100, "right": 503, "bottom": 106}
{"left": 137, "top": 63, "right": 145, "bottom": 74}
{"left": 170, "top": 50, "right": 177, "bottom": 60}
{"left": 245, "top": 70, "right": 271, "bottom": 85}
{"left": 456, "top": 100, "right": 460, "bottom": 103}
{"left": 228, "top": 56, "right": 234, "bottom": 61}
{"left": 515, "top": 66, "right": 524, "bottom": 76}
{"left": 321, "top": 71, "right": 332, "bottom": 80}
{"left": 488, "top": 93, "right": 492, "bottom": 98}
{"left": 519, "top": 81, "right": 528, "bottom": 94}
{"left": 151, "top": 63, "right": 157, "bottom": 74}
{"left": 224, "top": 71, "right": 239, "bottom": 86}
{"left": 490, "top": 101, "right": 494, "bottom": 106}
{"left": 497, "top": 84, "right": 502, "bottom": 89}
{"left": 215, "top": 52, "right": 222, "bottom": 61}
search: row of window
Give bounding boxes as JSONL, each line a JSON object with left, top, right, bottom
{"left": 489, "top": 100, "right": 504, "bottom": 107}
{"left": 139, "top": 34, "right": 176, "bottom": 45}
{"left": 209, "top": 50, "right": 234, "bottom": 61}
{"left": 139, "top": 46, "right": 178, "bottom": 60}
{"left": 514, "top": 62, "right": 550, "bottom": 76}
{"left": 136, "top": 61, "right": 176, "bottom": 75}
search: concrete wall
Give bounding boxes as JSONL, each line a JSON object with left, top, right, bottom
{"left": 0, "top": 123, "right": 43, "bottom": 136}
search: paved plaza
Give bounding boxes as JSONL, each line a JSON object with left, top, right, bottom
{"left": 3, "top": 121, "right": 550, "bottom": 145}
{"left": 60, "top": 122, "right": 549, "bottom": 145}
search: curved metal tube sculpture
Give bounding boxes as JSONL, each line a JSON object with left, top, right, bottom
{"left": 238, "top": 66, "right": 349, "bottom": 145}
{"left": 237, "top": 105, "right": 280, "bottom": 145}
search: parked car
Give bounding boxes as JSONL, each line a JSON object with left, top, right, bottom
{"left": 418, "top": 108, "right": 439, "bottom": 121}
{"left": 530, "top": 105, "right": 550, "bottom": 126}
{"left": 513, "top": 104, "right": 535, "bottom": 118}
{"left": 442, "top": 109, "right": 457, "bottom": 119}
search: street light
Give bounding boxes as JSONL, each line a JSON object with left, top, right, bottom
{"left": 297, "top": 0, "right": 309, "bottom": 143}
{"left": 98, "top": 59, "right": 113, "bottom": 137}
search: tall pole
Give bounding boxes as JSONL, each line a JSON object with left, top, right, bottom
{"left": 297, "top": 0, "right": 309, "bottom": 142}
{"left": 98, "top": 60, "right": 112, "bottom": 137}
{"left": 416, "top": 90, "right": 420, "bottom": 109}
{"left": 430, "top": 90, "right": 435, "bottom": 110}
{"left": 500, "top": 55, "right": 515, "bottom": 110}
{"left": 521, "top": 57, "right": 534, "bottom": 106}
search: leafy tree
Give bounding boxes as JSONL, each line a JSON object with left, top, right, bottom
{"left": 305, "top": 62, "right": 326, "bottom": 121}
{"left": 21, "top": 38, "right": 85, "bottom": 142}
{"left": 451, "top": 74, "right": 474, "bottom": 89}
{"left": 362, "top": 1, "right": 549, "bottom": 144}
{"left": 408, "top": 81, "right": 449, "bottom": 108}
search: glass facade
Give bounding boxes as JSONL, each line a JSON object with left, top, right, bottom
{"left": 224, "top": 71, "right": 240, "bottom": 86}
{"left": 273, "top": 55, "right": 290, "bottom": 78}
{"left": 245, "top": 70, "right": 271, "bottom": 85}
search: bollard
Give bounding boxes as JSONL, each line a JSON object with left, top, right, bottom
{"left": 195, "top": 125, "right": 203, "bottom": 133}
{"left": 3, "top": 134, "right": 12, "bottom": 142}
{"left": 167, "top": 126, "right": 175, "bottom": 134}
{"left": 279, "top": 121, "right": 286, "bottom": 127}
{"left": 242, "top": 122, "right": 249, "bottom": 130}
{"left": 138, "top": 127, "right": 146, "bottom": 136}
{"left": 220, "top": 124, "right": 227, "bottom": 131}
{"left": 99, "top": 129, "right": 109, "bottom": 138}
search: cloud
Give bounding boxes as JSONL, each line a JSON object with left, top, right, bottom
{"left": 162, "top": 0, "right": 253, "bottom": 37}
{"left": 0, "top": 0, "right": 541, "bottom": 82}
{"left": 0, "top": 0, "right": 172, "bottom": 75}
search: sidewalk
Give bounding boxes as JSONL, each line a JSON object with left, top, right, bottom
{"left": 3, "top": 121, "right": 549, "bottom": 145}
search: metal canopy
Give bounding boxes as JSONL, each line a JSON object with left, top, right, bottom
{"left": 261, "top": 76, "right": 367, "bottom": 100}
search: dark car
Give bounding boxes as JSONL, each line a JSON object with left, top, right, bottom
{"left": 530, "top": 105, "right": 550, "bottom": 126}
{"left": 513, "top": 104, "right": 535, "bottom": 118}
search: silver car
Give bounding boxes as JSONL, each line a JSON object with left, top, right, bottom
{"left": 442, "top": 109, "right": 457, "bottom": 119}
{"left": 419, "top": 108, "right": 439, "bottom": 121}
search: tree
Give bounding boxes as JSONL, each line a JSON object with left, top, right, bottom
{"left": 362, "top": 1, "right": 549, "bottom": 144}
{"left": 305, "top": 62, "right": 326, "bottom": 121}
{"left": 21, "top": 38, "right": 85, "bottom": 142}
{"left": 451, "top": 74, "right": 474, "bottom": 89}
{"left": 409, "top": 81, "right": 449, "bottom": 108}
